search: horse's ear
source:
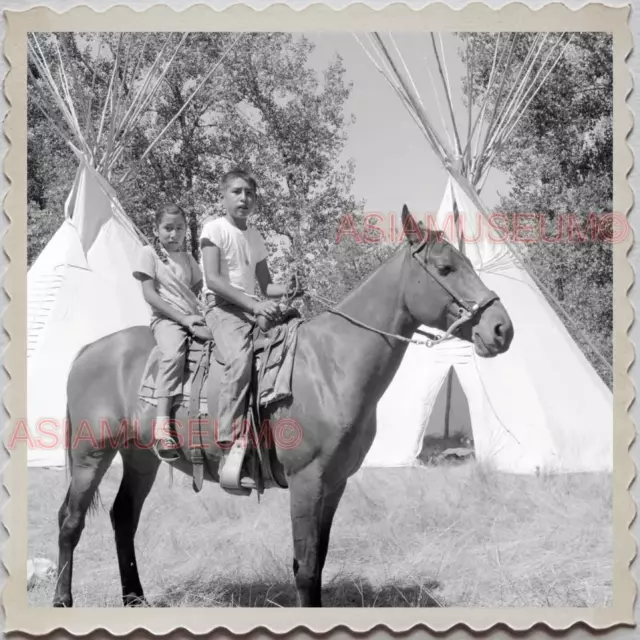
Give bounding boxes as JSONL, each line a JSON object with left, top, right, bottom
{"left": 401, "top": 204, "right": 424, "bottom": 245}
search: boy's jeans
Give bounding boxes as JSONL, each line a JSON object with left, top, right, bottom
{"left": 204, "top": 298, "right": 254, "bottom": 446}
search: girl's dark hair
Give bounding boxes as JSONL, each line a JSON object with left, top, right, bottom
{"left": 153, "top": 203, "right": 186, "bottom": 262}
{"left": 155, "top": 202, "right": 186, "bottom": 226}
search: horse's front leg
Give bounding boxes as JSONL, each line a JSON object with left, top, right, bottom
{"left": 289, "top": 462, "right": 347, "bottom": 607}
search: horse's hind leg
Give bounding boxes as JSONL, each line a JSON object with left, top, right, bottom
{"left": 53, "top": 450, "right": 116, "bottom": 607}
{"left": 110, "top": 448, "right": 160, "bottom": 607}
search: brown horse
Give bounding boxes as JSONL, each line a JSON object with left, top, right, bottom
{"left": 52, "top": 207, "right": 514, "bottom": 608}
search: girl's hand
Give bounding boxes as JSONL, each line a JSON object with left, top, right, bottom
{"left": 182, "top": 315, "right": 212, "bottom": 341}
{"left": 183, "top": 314, "right": 205, "bottom": 330}
{"left": 184, "top": 315, "right": 213, "bottom": 342}
{"left": 191, "top": 325, "right": 213, "bottom": 342}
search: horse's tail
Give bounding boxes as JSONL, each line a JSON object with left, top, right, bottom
{"left": 65, "top": 403, "right": 103, "bottom": 516}
{"left": 65, "top": 404, "right": 72, "bottom": 483}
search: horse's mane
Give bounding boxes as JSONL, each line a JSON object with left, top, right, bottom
{"left": 308, "top": 224, "right": 447, "bottom": 317}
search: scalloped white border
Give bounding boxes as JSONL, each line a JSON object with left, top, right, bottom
{"left": 1, "top": 0, "right": 636, "bottom": 636}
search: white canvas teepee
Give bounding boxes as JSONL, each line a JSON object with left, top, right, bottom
{"left": 358, "top": 32, "right": 613, "bottom": 474}
{"left": 26, "top": 32, "right": 242, "bottom": 467}
{"left": 27, "top": 159, "right": 151, "bottom": 467}
{"left": 364, "top": 177, "right": 613, "bottom": 474}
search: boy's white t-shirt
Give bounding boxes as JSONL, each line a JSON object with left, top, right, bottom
{"left": 200, "top": 216, "right": 268, "bottom": 301}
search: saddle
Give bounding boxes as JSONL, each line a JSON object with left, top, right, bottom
{"left": 138, "top": 307, "right": 303, "bottom": 496}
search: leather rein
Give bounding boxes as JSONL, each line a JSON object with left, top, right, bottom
{"left": 284, "top": 237, "right": 500, "bottom": 349}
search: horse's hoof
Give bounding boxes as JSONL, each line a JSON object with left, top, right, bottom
{"left": 123, "top": 593, "right": 147, "bottom": 607}
{"left": 52, "top": 598, "right": 72, "bottom": 608}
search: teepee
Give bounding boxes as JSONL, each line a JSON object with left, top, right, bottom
{"left": 26, "top": 33, "right": 241, "bottom": 467}
{"left": 357, "top": 32, "right": 613, "bottom": 474}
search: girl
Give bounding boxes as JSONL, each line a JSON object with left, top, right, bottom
{"left": 133, "top": 203, "right": 211, "bottom": 461}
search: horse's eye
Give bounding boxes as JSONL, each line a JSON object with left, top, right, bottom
{"left": 436, "top": 264, "right": 453, "bottom": 276}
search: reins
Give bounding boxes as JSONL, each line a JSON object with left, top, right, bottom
{"left": 281, "top": 238, "right": 499, "bottom": 349}
{"left": 303, "top": 290, "right": 451, "bottom": 348}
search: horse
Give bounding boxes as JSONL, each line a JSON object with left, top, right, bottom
{"left": 52, "top": 206, "right": 514, "bottom": 608}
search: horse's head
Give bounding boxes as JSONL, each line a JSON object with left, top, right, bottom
{"left": 400, "top": 205, "right": 513, "bottom": 357}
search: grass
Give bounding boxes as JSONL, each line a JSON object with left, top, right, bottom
{"left": 27, "top": 461, "right": 612, "bottom": 607}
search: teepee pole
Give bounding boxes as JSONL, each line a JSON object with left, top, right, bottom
{"left": 481, "top": 33, "right": 555, "bottom": 162}
{"left": 119, "top": 32, "right": 245, "bottom": 184}
{"left": 364, "top": 41, "right": 447, "bottom": 159}
{"left": 58, "top": 35, "right": 90, "bottom": 142}
{"left": 424, "top": 52, "right": 455, "bottom": 154}
{"left": 82, "top": 40, "right": 103, "bottom": 156}
{"left": 110, "top": 34, "right": 137, "bottom": 145}
{"left": 478, "top": 34, "right": 545, "bottom": 170}
{"left": 430, "top": 33, "right": 463, "bottom": 158}
{"left": 385, "top": 33, "right": 459, "bottom": 164}
{"left": 476, "top": 34, "right": 517, "bottom": 157}
{"left": 114, "top": 34, "right": 173, "bottom": 136}
{"left": 113, "top": 33, "right": 181, "bottom": 145}
{"left": 467, "top": 35, "right": 501, "bottom": 177}
{"left": 477, "top": 34, "right": 519, "bottom": 145}
{"left": 388, "top": 33, "right": 426, "bottom": 112}
{"left": 500, "top": 34, "right": 574, "bottom": 145}
{"left": 465, "top": 35, "right": 474, "bottom": 173}
{"left": 101, "top": 34, "right": 125, "bottom": 176}
{"left": 93, "top": 38, "right": 121, "bottom": 161}
{"left": 108, "top": 33, "right": 155, "bottom": 150}
{"left": 125, "top": 33, "right": 150, "bottom": 102}
{"left": 372, "top": 33, "right": 452, "bottom": 162}
{"left": 472, "top": 34, "right": 546, "bottom": 182}
{"left": 107, "top": 33, "right": 190, "bottom": 171}
{"left": 29, "top": 88, "right": 80, "bottom": 154}
{"left": 483, "top": 32, "right": 536, "bottom": 152}
{"left": 28, "top": 38, "right": 77, "bottom": 132}
{"left": 478, "top": 37, "right": 567, "bottom": 180}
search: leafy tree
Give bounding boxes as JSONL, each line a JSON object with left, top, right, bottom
{"left": 27, "top": 77, "right": 77, "bottom": 265}
{"left": 27, "top": 33, "right": 371, "bottom": 316}
{"left": 460, "top": 32, "right": 613, "bottom": 386}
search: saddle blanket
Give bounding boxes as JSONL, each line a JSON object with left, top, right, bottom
{"left": 138, "top": 318, "right": 303, "bottom": 413}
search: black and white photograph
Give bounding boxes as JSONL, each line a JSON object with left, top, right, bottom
{"left": 2, "top": 1, "right": 634, "bottom": 634}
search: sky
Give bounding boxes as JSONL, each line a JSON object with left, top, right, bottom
{"left": 303, "top": 32, "right": 512, "bottom": 221}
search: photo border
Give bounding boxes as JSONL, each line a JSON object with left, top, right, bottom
{"left": 2, "top": 1, "right": 635, "bottom": 635}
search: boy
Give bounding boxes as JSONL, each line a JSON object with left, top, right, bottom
{"left": 200, "top": 168, "right": 299, "bottom": 490}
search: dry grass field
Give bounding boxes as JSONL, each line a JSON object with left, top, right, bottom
{"left": 28, "top": 461, "right": 612, "bottom": 608}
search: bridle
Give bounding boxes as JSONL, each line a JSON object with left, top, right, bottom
{"left": 284, "top": 236, "right": 500, "bottom": 348}
{"left": 408, "top": 237, "right": 500, "bottom": 345}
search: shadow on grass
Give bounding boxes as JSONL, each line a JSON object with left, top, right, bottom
{"left": 153, "top": 575, "right": 444, "bottom": 608}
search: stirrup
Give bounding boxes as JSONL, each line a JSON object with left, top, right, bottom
{"left": 153, "top": 437, "right": 180, "bottom": 462}
{"left": 219, "top": 441, "right": 253, "bottom": 496}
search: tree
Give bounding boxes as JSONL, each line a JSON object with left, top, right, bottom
{"left": 27, "top": 70, "right": 77, "bottom": 265}
{"left": 460, "top": 32, "right": 613, "bottom": 386}
{"left": 28, "top": 33, "right": 373, "bottom": 316}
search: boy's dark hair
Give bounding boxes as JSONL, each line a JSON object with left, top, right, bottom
{"left": 155, "top": 202, "right": 186, "bottom": 226}
{"left": 220, "top": 167, "right": 258, "bottom": 194}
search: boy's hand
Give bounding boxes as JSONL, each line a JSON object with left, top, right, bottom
{"left": 254, "top": 300, "right": 280, "bottom": 320}
{"left": 286, "top": 274, "right": 304, "bottom": 298}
